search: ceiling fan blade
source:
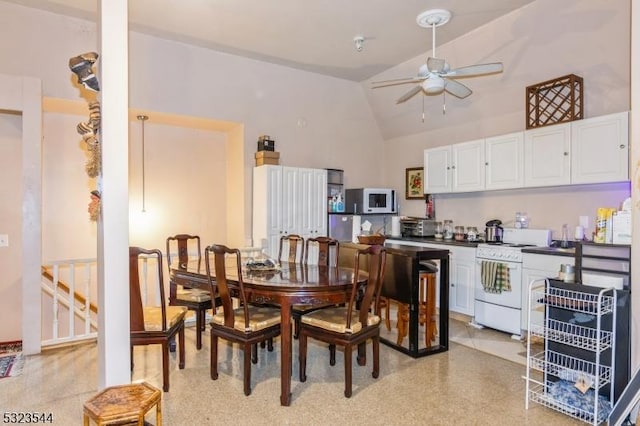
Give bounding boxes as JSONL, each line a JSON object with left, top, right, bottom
{"left": 444, "top": 79, "right": 472, "bottom": 99}
{"left": 396, "top": 86, "right": 422, "bottom": 104}
{"left": 372, "top": 76, "right": 425, "bottom": 89}
{"left": 444, "top": 62, "right": 503, "bottom": 78}
{"left": 427, "top": 57, "right": 446, "bottom": 73}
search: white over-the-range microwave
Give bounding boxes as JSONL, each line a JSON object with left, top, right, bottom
{"left": 345, "top": 188, "right": 397, "bottom": 214}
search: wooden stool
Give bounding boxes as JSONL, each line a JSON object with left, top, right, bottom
{"left": 83, "top": 382, "right": 162, "bottom": 426}
{"left": 378, "top": 297, "right": 392, "bottom": 331}
{"left": 396, "top": 271, "right": 437, "bottom": 347}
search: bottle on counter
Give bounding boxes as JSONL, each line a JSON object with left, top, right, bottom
{"left": 467, "top": 226, "right": 478, "bottom": 242}
{"left": 443, "top": 220, "right": 454, "bottom": 240}
{"left": 454, "top": 226, "right": 465, "bottom": 241}
{"left": 434, "top": 221, "right": 443, "bottom": 239}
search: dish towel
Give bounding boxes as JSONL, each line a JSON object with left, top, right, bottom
{"left": 480, "top": 261, "right": 511, "bottom": 294}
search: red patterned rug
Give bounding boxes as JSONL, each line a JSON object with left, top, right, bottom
{"left": 0, "top": 340, "right": 23, "bottom": 378}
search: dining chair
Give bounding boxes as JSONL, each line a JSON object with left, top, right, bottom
{"left": 278, "top": 234, "right": 304, "bottom": 263}
{"left": 205, "top": 244, "right": 281, "bottom": 396}
{"left": 292, "top": 237, "right": 340, "bottom": 338}
{"left": 166, "top": 234, "right": 216, "bottom": 350}
{"left": 129, "top": 246, "right": 187, "bottom": 392}
{"left": 298, "top": 244, "right": 387, "bottom": 398}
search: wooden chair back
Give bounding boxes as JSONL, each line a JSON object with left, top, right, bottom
{"left": 346, "top": 245, "right": 386, "bottom": 329}
{"left": 304, "top": 236, "right": 339, "bottom": 266}
{"left": 204, "top": 244, "right": 250, "bottom": 329}
{"left": 166, "top": 234, "right": 201, "bottom": 270}
{"left": 129, "top": 246, "right": 167, "bottom": 332}
{"left": 278, "top": 234, "right": 304, "bottom": 263}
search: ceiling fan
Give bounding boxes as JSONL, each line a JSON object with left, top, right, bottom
{"left": 372, "top": 9, "right": 503, "bottom": 106}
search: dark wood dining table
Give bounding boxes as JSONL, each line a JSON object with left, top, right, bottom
{"left": 169, "top": 260, "right": 366, "bottom": 406}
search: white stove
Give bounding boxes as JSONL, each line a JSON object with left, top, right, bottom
{"left": 474, "top": 228, "right": 551, "bottom": 338}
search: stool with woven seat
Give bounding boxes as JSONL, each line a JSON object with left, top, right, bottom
{"left": 83, "top": 381, "right": 162, "bottom": 425}
{"left": 396, "top": 263, "right": 438, "bottom": 348}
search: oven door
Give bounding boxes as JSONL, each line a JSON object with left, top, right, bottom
{"left": 473, "top": 259, "right": 522, "bottom": 335}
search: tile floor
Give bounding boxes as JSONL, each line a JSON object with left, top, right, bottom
{"left": 0, "top": 318, "right": 581, "bottom": 425}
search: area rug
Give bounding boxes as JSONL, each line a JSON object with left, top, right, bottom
{"left": 0, "top": 340, "right": 24, "bottom": 378}
{"left": 0, "top": 353, "right": 24, "bottom": 379}
{"left": 0, "top": 340, "right": 22, "bottom": 355}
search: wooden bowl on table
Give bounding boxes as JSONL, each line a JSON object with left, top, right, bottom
{"left": 357, "top": 234, "right": 386, "bottom": 245}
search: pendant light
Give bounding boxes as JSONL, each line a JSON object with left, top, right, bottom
{"left": 137, "top": 115, "right": 148, "bottom": 212}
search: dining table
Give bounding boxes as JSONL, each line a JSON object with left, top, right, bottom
{"left": 169, "top": 260, "right": 367, "bottom": 406}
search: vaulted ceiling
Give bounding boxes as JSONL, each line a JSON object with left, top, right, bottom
{"left": 7, "top": 0, "right": 534, "bottom": 82}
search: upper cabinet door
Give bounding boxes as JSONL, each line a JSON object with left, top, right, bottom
{"left": 424, "top": 146, "right": 451, "bottom": 194}
{"left": 452, "top": 139, "right": 485, "bottom": 192}
{"left": 571, "top": 112, "right": 629, "bottom": 184}
{"left": 524, "top": 123, "right": 571, "bottom": 187}
{"left": 280, "top": 166, "right": 300, "bottom": 235}
{"left": 485, "top": 132, "right": 524, "bottom": 190}
{"left": 298, "top": 168, "right": 328, "bottom": 238}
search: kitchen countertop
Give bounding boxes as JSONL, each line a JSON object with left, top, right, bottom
{"left": 385, "top": 235, "right": 577, "bottom": 257}
{"left": 384, "top": 235, "right": 481, "bottom": 248}
{"left": 521, "top": 246, "right": 575, "bottom": 257}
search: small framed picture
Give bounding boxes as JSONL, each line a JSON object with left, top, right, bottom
{"left": 405, "top": 167, "right": 424, "bottom": 200}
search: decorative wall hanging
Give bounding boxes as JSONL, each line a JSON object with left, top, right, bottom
{"left": 68, "top": 52, "right": 100, "bottom": 92}
{"left": 69, "top": 51, "right": 102, "bottom": 221}
{"left": 526, "top": 74, "right": 583, "bottom": 129}
{"left": 405, "top": 167, "right": 424, "bottom": 199}
{"left": 88, "top": 190, "right": 101, "bottom": 222}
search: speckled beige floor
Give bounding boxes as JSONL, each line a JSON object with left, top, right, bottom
{"left": 0, "top": 319, "right": 580, "bottom": 425}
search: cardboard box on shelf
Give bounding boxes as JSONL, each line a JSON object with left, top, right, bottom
{"left": 255, "top": 150, "right": 280, "bottom": 166}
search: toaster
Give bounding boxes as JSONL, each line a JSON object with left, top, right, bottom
{"left": 400, "top": 218, "right": 437, "bottom": 237}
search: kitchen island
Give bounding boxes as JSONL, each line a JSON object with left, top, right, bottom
{"left": 340, "top": 242, "right": 450, "bottom": 357}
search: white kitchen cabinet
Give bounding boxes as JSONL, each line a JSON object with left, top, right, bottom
{"left": 449, "top": 246, "right": 476, "bottom": 316}
{"left": 521, "top": 252, "right": 574, "bottom": 332}
{"left": 423, "top": 146, "right": 451, "bottom": 194}
{"left": 571, "top": 111, "right": 629, "bottom": 184}
{"left": 253, "top": 165, "right": 327, "bottom": 259}
{"left": 423, "top": 140, "right": 484, "bottom": 193}
{"left": 524, "top": 122, "right": 571, "bottom": 187}
{"left": 298, "top": 167, "right": 328, "bottom": 240}
{"left": 485, "top": 132, "right": 524, "bottom": 190}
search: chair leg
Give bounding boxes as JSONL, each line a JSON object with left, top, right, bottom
{"left": 243, "top": 343, "right": 252, "bottom": 396}
{"left": 372, "top": 336, "right": 380, "bottom": 379}
{"left": 294, "top": 316, "right": 300, "bottom": 339}
{"left": 130, "top": 346, "right": 134, "bottom": 371}
{"left": 251, "top": 344, "right": 258, "bottom": 364}
{"left": 299, "top": 331, "right": 307, "bottom": 382}
{"left": 178, "top": 326, "right": 185, "bottom": 369}
{"left": 195, "top": 309, "right": 203, "bottom": 350}
{"left": 161, "top": 341, "right": 170, "bottom": 392}
{"left": 384, "top": 298, "right": 391, "bottom": 331}
{"left": 210, "top": 334, "right": 219, "bottom": 380}
{"left": 329, "top": 344, "right": 336, "bottom": 366}
{"left": 267, "top": 337, "right": 274, "bottom": 352}
{"left": 344, "top": 344, "right": 352, "bottom": 398}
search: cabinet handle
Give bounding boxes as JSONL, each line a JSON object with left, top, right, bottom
{"left": 451, "top": 165, "right": 456, "bottom": 170}
{"left": 563, "top": 152, "right": 569, "bottom": 156}
{"left": 485, "top": 162, "right": 489, "bottom": 166}
{"left": 447, "top": 166, "right": 451, "bottom": 170}
{"left": 451, "top": 283, "right": 455, "bottom": 287}
{"left": 620, "top": 144, "right": 626, "bottom": 149}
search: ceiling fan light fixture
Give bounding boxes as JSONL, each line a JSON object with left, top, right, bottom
{"left": 422, "top": 77, "right": 445, "bottom": 94}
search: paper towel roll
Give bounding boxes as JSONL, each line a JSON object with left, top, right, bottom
{"left": 391, "top": 216, "right": 401, "bottom": 237}
{"left": 352, "top": 215, "right": 362, "bottom": 243}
